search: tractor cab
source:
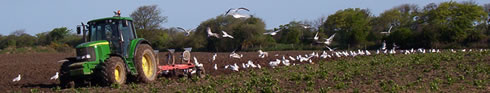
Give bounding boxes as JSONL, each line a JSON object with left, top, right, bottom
{"left": 77, "top": 11, "right": 136, "bottom": 57}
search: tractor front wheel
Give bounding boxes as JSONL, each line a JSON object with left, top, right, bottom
{"left": 134, "top": 44, "right": 158, "bottom": 83}
{"left": 100, "top": 57, "right": 127, "bottom": 85}
{"left": 59, "top": 57, "right": 76, "bottom": 88}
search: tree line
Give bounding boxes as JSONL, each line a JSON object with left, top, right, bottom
{"left": 0, "top": 1, "right": 489, "bottom": 53}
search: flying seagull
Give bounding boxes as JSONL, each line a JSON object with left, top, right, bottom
{"left": 322, "top": 33, "right": 336, "bottom": 45}
{"left": 225, "top": 7, "right": 250, "bottom": 15}
{"left": 313, "top": 32, "right": 319, "bottom": 41}
{"left": 207, "top": 27, "right": 220, "bottom": 38}
{"left": 263, "top": 29, "right": 281, "bottom": 36}
{"left": 325, "top": 46, "right": 336, "bottom": 51}
{"left": 193, "top": 57, "right": 203, "bottom": 67}
{"left": 225, "top": 7, "right": 251, "bottom": 19}
{"left": 12, "top": 74, "right": 21, "bottom": 82}
{"left": 381, "top": 25, "right": 393, "bottom": 34}
{"left": 176, "top": 27, "right": 194, "bottom": 36}
{"left": 222, "top": 31, "right": 234, "bottom": 38}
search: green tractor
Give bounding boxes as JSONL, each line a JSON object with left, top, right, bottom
{"left": 59, "top": 11, "right": 158, "bottom": 87}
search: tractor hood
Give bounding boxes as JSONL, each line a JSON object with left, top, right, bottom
{"left": 76, "top": 40, "right": 109, "bottom": 48}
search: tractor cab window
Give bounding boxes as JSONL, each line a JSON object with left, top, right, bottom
{"left": 89, "top": 21, "right": 118, "bottom": 41}
{"left": 118, "top": 20, "right": 135, "bottom": 42}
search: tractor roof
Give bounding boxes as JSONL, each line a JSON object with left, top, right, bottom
{"left": 88, "top": 17, "right": 133, "bottom": 23}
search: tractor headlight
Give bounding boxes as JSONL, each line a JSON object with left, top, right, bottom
{"left": 76, "top": 47, "right": 95, "bottom": 61}
{"left": 78, "top": 54, "right": 91, "bottom": 59}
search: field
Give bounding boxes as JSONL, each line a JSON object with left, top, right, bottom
{"left": 0, "top": 50, "right": 488, "bottom": 92}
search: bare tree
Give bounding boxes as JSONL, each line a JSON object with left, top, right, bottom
{"left": 130, "top": 5, "right": 168, "bottom": 30}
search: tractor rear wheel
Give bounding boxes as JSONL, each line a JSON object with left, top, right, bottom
{"left": 100, "top": 57, "right": 127, "bottom": 85}
{"left": 134, "top": 44, "right": 158, "bottom": 83}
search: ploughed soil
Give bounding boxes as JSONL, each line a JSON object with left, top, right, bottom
{"left": 0, "top": 51, "right": 328, "bottom": 92}
{"left": 0, "top": 50, "right": 488, "bottom": 92}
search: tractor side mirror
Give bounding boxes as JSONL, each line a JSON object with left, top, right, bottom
{"left": 76, "top": 26, "right": 81, "bottom": 34}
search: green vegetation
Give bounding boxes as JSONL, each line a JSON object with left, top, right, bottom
{"left": 59, "top": 50, "right": 488, "bottom": 92}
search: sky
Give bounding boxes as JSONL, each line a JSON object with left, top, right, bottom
{"left": 0, "top": 0, "right": 489, "bottom": 35}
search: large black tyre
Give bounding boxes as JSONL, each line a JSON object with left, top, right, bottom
{"left": 59, "top": 57, "right": 76, "bottom": 88}
{"left": 133, "top": 44, "right": 158, "bottom": 83}
{"left": 99, "top": 57, "right": 127, "bottom": 86}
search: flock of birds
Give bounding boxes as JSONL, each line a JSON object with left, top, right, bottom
{"left": 189, "top": 44, "right": 488, "bottom": 72}
{"left": 8, "top": 7, "right": 489, "bottom": 83}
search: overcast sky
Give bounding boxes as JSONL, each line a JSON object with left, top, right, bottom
{"left": 0, "top": 0, "right": 489, "bottom": 35}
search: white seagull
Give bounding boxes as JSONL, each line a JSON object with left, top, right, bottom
{"left": 325, "top": 46, "right": 335, "bottom": 52}
{"left": 12, "top": 74, "right": 21, "bottom": 82}
{"left": 176, "top": 27, "right": 193, "bottom": 36}
{"left": 214, "top": 64, "right": 218, "bottom": 70}
{"left": 381, "top": 41, "right": 386, "bottom": 50}
{"left": 381, "top": 25, "right": 393, "bottom": 34}
{"left": 222, "top": 31, "right": 234, "bottom": 38}
{"left": 212, "top": 53, "right": 217, "bottom": 62}
{"left": 193, "top": 57, "right": 203, "bottom": 67}
{"left": 207, "top": 27, "right": 220, "bottom": 38}
{"left": 322, "top": 33, "right": 336, "bottom": 45}
{"left": 50, "top": 72, "right": 59, "bottom": 80}
{"left": 230, "top": 51, "right": 243, "bottom": 59}
{"left": 269, "top": 59, "right": 281, "bottom": 68}
{"left": 263, "top": 29, "right": 281, "bottom": 36}
{"left": 313, "top": 32, "right": 319, "bottom": 40}
{"left": 258, "top": 50, "right": 268, "bottom": 58}
{"left": 225, "top": 7, "right": 251, "bottom": 19}
{"left": 225, "top": 7, "right": 250, "bottom": 15}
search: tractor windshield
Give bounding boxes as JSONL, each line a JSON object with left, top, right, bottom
{"left": 89, "top": 21, "right": 117, "bottom": 41}
{"left": 88, "top": 20, "right": 135, "bottom": 42}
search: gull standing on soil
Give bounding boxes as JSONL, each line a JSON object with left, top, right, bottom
{"left": 231, "top": 63, "right": 239, "bottom": 71}
{"left": 214, "top": 64, "right": 218, "bottom": 70}
{"left": 365, "top": 50, "right": 371, "bottom": 55}
{"left": 211, "top": 53, "right": 217, "bottom": 62}
{"left": 222, "top": 31, "right": 234, "bottom": 38}
{"left": 258, "top": 50, "right": 268, "bottom": 58}
{"left": 289, "top": 56, "right": 296, "bottom": 61}
{"left": 207, "top": 27, "right": 220, "bottom": 38}
{"left": 282, "top": 56, "right": 291, "bottom": 66}
{"left": 12, "top": 74, "right": 21, "bottom": 82}
{"left": 247, "top": 60, "right": 257, "bottom": 68}
{"left": 50, "top": 72, "right": 59, "bottom": 80}
{"left": 381, "top": 41, "right": 386, "bottom": 50}
{"left": 269, "top": 59, "right": 281, "bottom": 68}
{"left": 230, "top": 51, "right": 243, "bottom": 59}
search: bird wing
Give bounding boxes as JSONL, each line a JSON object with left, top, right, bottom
{"left": 225, "top": 8, "right": 234, "bottom": 15}
{"left": 313, "top": 32, "right": 319, "bottom": 40}
{"left": 176, "top": 27, "right": 186, "bottom": 31}
{"left": 237, "top": 7, "right": 250, "bottom": 11}
{"left": 327, "top": 33, "right": 336, "bottom": 40}
{"left": 207, "top": 27, "right": 213, "bottom": 34}
{"left": 222, "top": 31, "right": 229, "bottom": 36}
